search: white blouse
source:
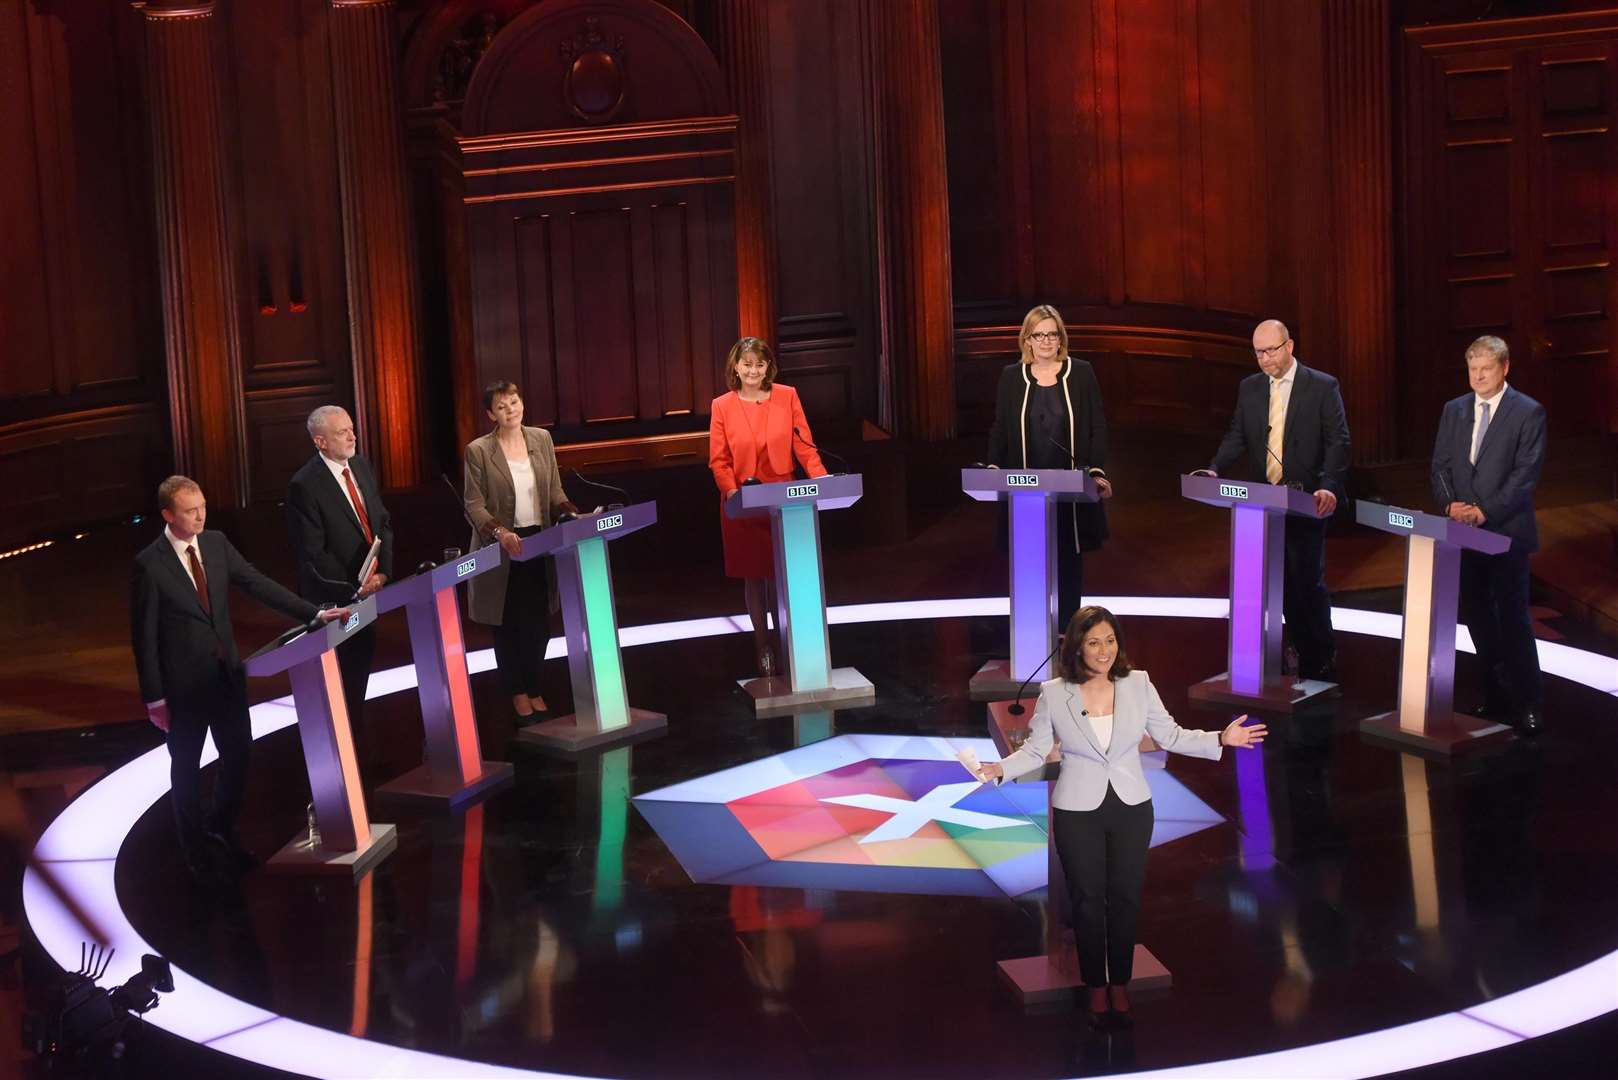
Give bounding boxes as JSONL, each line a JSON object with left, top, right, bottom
{"left": 1088, "top": 713, "right": 1114, "bottom": 754}
{"left": 507, "top": 454, "right": 539, "bottom": 527}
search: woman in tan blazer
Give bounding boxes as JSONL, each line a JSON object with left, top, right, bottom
{"left": 463, "top": 380, "right": 577, "bottom": 720}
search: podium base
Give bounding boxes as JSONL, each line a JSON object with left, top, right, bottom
{"left": 1359, "top": 710, "right": 1514, "bottom": 757}
{"left": 997, "top": 944, "right": 1171, "bottom": 1006}
{"left": 737, "top": 667, "right": 876, "bottom": 716}
{"left": 516, "top": 707, "right": 668, "bottom": 756}
{"left": 267, "top": 822, "right": 397, "bottom": 879}
{"left": 373, "top": 760, "right": 514, "bottom": 811}
{"left": 1188, "top": 672, "right": 1338, "bottom": 713}
{"left": 969, "top": 659, "right": 1040, "bottom": 701}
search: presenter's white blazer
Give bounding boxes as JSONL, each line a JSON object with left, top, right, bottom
{"left": 997, "top": 671, "right": 1222, "bottom": 810}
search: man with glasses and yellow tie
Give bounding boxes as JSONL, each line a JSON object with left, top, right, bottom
{"left": 1202, "top": 319, "right": 1350, "bottom": 683}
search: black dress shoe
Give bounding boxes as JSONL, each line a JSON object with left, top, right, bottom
{"left": 1518, "top": 709, "right": 1543, "bottom": 736}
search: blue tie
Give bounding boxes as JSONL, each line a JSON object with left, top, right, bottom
{"left": 1471, "top": 402, "right": 1491, "bottom": 464}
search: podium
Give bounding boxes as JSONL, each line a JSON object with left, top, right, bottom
{"left": 512, "top": 503, "right": 668, "bottom": 754}
{"left": 1355, "top": 502, "right": 1515, "bottom": 756}
{"left": 371, "top": 543, "right": 515, "bottom": 809}
{"left": 962, "top": 468, "right": 1100, "bottom": 699}
{"left": 244, "top": 599, "right": 397, "bottom": 877}
{"left": 726, "top": 475, "right": 875, "bottom": 714}
{"left": 1181, "top": 474, "right": 1336, "bottom": 711}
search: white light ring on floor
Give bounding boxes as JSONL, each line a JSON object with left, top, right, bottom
{"left": 24, "top": 596, "right": 1618, "bottom": 1080}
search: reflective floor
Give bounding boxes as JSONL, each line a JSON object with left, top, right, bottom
{"left": 101, "top": 602, "right": 1618, "bottom": 1079}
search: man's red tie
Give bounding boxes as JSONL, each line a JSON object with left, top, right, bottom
{"left": 186, "top": 544, "right": 211, "bottom": 615}
{"left": 343, "top": 466, "right": 375, "bottom": 544}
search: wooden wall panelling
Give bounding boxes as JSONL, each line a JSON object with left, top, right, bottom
{"left": 0, "top": 0, "right": 59, "bottom": 406}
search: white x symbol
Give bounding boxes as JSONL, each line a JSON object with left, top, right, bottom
{"left": 820, "top": 781, "right": 1024, "bottom": 844}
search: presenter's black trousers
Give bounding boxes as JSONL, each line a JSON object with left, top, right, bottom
{"left": 1283, "top": 516, "right": 1335, "bottom": 677}
{"left": 492, "top": 526, "right": 552, "bottom": 698}
{"left": 1460, "top": 548, "right": 1542, "bottom": 713}
{"left": 1053, "top": 787, "right": 1154, "bottom": 987}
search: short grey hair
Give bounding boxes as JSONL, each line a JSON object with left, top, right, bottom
{"left": 1465, "top": 335, "right": 1509, "bottom": 366}
{"left": 306, "top": 405, "right": 348, "bottom": 440}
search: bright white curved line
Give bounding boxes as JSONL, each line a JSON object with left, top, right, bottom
{"left": 24, "top": 596, "right": 1618, "bottom": 1080}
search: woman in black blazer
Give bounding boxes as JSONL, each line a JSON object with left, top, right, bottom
{"left": 987, "top": 304, "right": 1113, "bottom": 627}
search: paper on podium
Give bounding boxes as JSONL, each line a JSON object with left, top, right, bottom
{"left": 956, "top": 747, "right": 986, "bottom": 782}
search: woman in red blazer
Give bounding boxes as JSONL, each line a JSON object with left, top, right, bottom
{"left": 709, "top": 337, "right": 826, "bottom": 676}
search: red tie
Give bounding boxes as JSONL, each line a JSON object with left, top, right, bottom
{"left": 343, "top": 466, "right": 375, "bottom": 544}
{"left": 186, "top": 544, "right": 211, "bottom": 615}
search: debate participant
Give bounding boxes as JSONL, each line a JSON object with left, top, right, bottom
{"left": 1205, "top": 319, "right": 1349, "bottom": 681}
{"left": 1431, "top": 334, "right": 1546, "bottom": 734}
{"left": 708, "top": 337, "right": 827, "bottom": 677}
{"left": 131, "top": 476, "right": 347, "bottom": 875}
{"left": 987, "top": 305, "right": 1112, "bottom": 629}
{"left": 285, "top": 405, "right": 392, "bottom": 769}
{"left": 464, "top": 381, "right": 578, "bottom": 722}
{"left": 979, "top": 606, "right": 1266, "bottom": 1020}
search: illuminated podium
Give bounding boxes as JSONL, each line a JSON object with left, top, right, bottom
{"left": 244, "top": 598, "right": 396, "bottom": 877}
{"left": 1181, "top": 474, "right": 1336, "bottom": 711}
{"left": 1356, "top": 502, "right": 1515, "bottom": 756}
{"left": 513, "top": 502, "right": 668, "bottom": 754}
{"left": 962, "top": 468, "right": 1100, "bottom": 699}
{"left": 726, "top": 475, "right": 875, "bottom": 715}
{"left": 371, "top": 543, "right": 514, "bottom": 809}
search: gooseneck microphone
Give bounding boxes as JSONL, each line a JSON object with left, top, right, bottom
{"left": 569, "top": 468, "right": 628, "bottom": 509}
{"left": 441, "top": 473, "right": 480, "bottom": 534}
{"left": 793, "top": 427, "right": 850, "bottom": 475}
{"left": 1262, "top": 427, "right": 1306, "bottom": 492}
{"left": 1006, "top": 635, "right": 1067, "bottom": 717}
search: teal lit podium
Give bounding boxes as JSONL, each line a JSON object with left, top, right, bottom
{"left": 244, "top": 597, "right": 396, "bottom": 877}
{"left": 371, "top": 542, "right": 514, "bottom": 809}
{"left": 726, "top": 475, "right": 875, "bottom": 715}
{"left": 513, "top": 502, "right": 668, "bottom": 754}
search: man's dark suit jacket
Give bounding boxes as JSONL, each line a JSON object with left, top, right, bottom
{"left": 130, "top": 531, "right": 317, "bottom": 706}
{"left": 1210, "top": 361, "right": 1350, "bottom": 499}
{"left": 1430, "top": 385, "right": 1546, "bottom": 552}
{"left": 285, "top": 453, "right": 394, "bottom": 604}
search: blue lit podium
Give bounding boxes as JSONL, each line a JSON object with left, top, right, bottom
{"left": 371, "top": 543, "right": 514, "bottom": 809}
{"left": 1181, "top": 473, "right": 1336, "bottom": 712}
{"left": 1355, "top": 502, "right": 1515, "bottom": 756}
{"left": 245, "top": 598, "right": 396, "bottom": 877}
{"left": 726, "top": 475, "right": 875, "bottom": 715}
{"left": 513, "top": 502, "right": 668, "bottom": 754}
{"left": 962, "top": 467, "right": 1100, "bottom": 699}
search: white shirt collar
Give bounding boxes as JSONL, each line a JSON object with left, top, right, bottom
{"left": 1270, "top": 359, "right": 1298, "bottom": 388}
{"left": 1475, "top": 382, "right": 1508, "bottom": 410}
{"left": 164, "top": 524, "right": 201, "bottom": 561}
{"left": 320, "top": 451, "right": 354, "bottom": 484}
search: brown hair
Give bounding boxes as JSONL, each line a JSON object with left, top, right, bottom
{"left": 1018, "top": 304, "right": 1069, "bottom": 365}
{"left": 482, "top": 380, "right": 520, "bottom": 413}
{"left": 1056, "top": 605, "right": 1133, "bottom": 682}
{"left": 724, "top": 337, "right": 778, "bottom": 392}
{"left": 156, "top": 475, "right": 201, "bottom": 511}
{"left": 1465, "top": 334, "right": 1509, "bottom": 367}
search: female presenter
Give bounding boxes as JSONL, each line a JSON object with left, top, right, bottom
{"left": 979, "top": 607, "right": 1266, "bottom": 1021}
{"left": 463, "top": 380, "right": 577, "bottom": 722}
{"left": 987, "top": 304, "right": 1112, "bottom": 629}
{"left": 708, "top": 337, "right": 827, "bottom": 677}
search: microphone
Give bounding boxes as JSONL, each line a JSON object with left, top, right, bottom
{"left": 569, "top": 468, "right": 627, "bottom": 510}
{"left": 307, "top": 566, "right": 363, "bottom": 604}
{"left": 1262, "top": 427, "right": 1306, "bottom": 492}
{"left": 441, "top": 473, "right": 480, "bottom": 534}
{"left": 1437, "top": 469, "right": 1456, "bottom": 510}
{"left": 1047, "top": 434, "right": 1085, "bottom": 471}
{"left": 793, "top": 427, "right": 850, "bottom": 475}
{"left": 1005, "top": 635, "right": 1067, "bottom": 717}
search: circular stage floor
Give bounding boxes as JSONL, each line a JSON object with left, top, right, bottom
{"left": 24, "top": 597, "right": 1618, "bottom": 1079}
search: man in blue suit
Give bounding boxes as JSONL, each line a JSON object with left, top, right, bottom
{"left": 1431, "top": 335, "right": 1547, "bottom": 734}
{"left": 1208, "top": 319, "right": 1350, "bottom": 681}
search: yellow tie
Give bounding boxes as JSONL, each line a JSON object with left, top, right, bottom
{"left": 1266, "top": 379, "right": 1285, "bottom": 484}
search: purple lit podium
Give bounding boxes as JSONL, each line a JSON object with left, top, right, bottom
{"left": 371, "top": 543, "right": 514, "bottom": 809}
{"left": 985, "top": 699, "right": 1171, "bottom": 1004}
{"left": 1355, "top": 502, "right": 1515, "bottom": 756}
{"left": 726, "top": 475, "right": 876, "bottom": 715}
{"left": 1181, "top": 473, "right": 1337, "bottom": 712}
{"left": 963, "top": 468, "right": 1100, "bottom": 699}
{"left": 512, "top": 503, "right": 668, "bottom": 754}
{"left": 245, "top": 599, "right": 396, "bottom": 877}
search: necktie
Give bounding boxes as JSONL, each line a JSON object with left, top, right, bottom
{"left": 186, "top": 544, "right": 211, "bottom": 615}
{"left": 1266, "top": 379, "right": 1285, "bottom": 485}
{"left": 1470, "top": 402, "right": 1491, "bottom": 465}
{"left": 343, "top": 466, "right": 375, "bottom": 544}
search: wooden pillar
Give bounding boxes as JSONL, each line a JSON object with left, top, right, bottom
{"left": 330, "top": 0, "right": 425, "bottom": 488}
{"left": 141, "top": 0, "right": 249, "bottom": 507}
{"left": 1324, "top": 0, "right": 1396, "bottom": 464}
{"left": 871, "top": 0, "right": 955, "bottom": 441}
{"left": 715, "top": 0, "right": 776, "bottom": 344}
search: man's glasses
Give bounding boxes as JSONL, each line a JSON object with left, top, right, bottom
{"left": 1254, "top": 342, "right": 1288, "bottom": 360}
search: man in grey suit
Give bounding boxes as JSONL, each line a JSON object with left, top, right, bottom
{"left": 1431, "top": 335, "right": 1547, "bottom": 734}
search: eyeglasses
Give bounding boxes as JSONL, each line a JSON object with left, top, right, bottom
{"left": 1254, "top": 342, "right": 1289, "bottom": 360}
{"left": 1027, "top": 331, "right": 1062, "bottom": 344}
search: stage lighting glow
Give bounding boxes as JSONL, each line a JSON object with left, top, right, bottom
{"left": 24, "top": 596, "right": 1618, "bottom": 1080}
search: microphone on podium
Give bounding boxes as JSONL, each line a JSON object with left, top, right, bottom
{"left": 793, "top": 427, "right": 850, "bottom": 475}
{"left": 1262, "top": 427, "right": 1305, "bottom": 492}
{"left": 1006, "top": 634, "right": 1067, "bottom": 717}
{"left": 1047, "top": 433, "right": 1087, "bottom": 471}
{"left": 569, "top": 468, "right": 628, "bottom": 509}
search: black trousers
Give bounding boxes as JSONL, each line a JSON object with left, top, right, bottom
{"left": 1460, "top": 548, "right": 1542, "bottom": 712}
{"left": 167, "top": 665, "right": 252, "bottom": 849}
{"left": 335, "top": 623, "right": 377, "bottom": 764}
{"left": 1053, "top": 787, "right": 1155, "bottom": 987}
{"left": 1057, "top": 540, "right": 1085, "bottom": 638}
{"left": 493, "top": 527, "right": 553, "bottom": 698}
{"left": 1283, "top": 516, "right": 1336, "bottom": 677}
